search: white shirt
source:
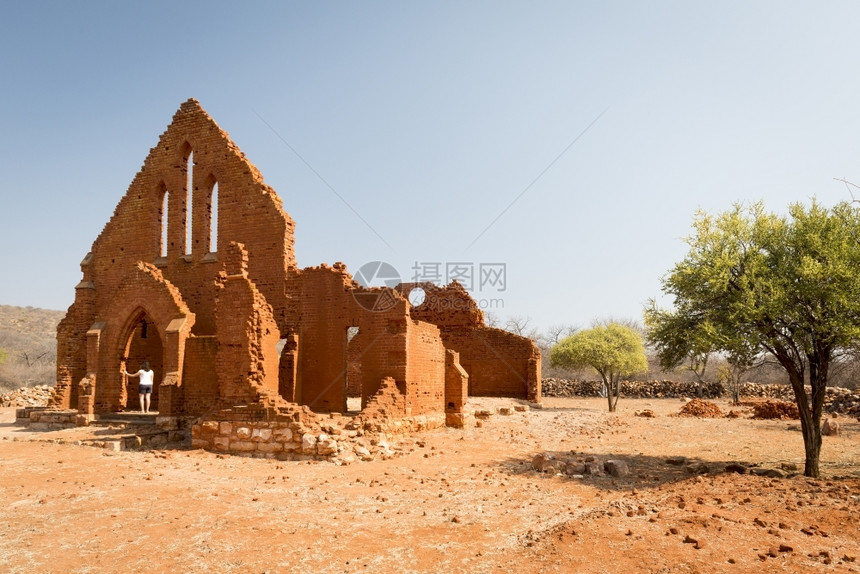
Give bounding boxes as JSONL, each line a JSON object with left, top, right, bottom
{"left": 137, "top": 369, "right": 154, "bottom": 386}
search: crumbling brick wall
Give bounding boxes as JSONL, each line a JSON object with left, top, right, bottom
{"left": 53, "top": 98, "right": 540, "bottom": 439}
{"left": 54, "top": 99, "right": 291, "bottom": 416}
{"left": 405, "top": 320, "right": 446, "bottom": 415}
{"left": 215, "top": 242, "right": 281, "bottom": 406}
{"left": 399, "top": 282, "right": 542, "bottom": 401}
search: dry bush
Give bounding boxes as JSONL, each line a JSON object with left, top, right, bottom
{"left": 0, "top": 361, "right": 55, "bottom": 392}
{"left": 0, "top": 305, "right": 62, "bottom": 393}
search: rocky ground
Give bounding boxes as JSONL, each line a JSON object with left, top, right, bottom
{"left": 0, "top": 396, "right": 858, "bottom": 573}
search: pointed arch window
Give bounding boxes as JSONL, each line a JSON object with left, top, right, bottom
{"left": 159, "top": 184, "right": 169, "bottom": 258}
{"left": 210, "top": 180, "right": 218, "bottom": 253}
{"left": 185, "top": 150, "right": 194, "bottom": 255}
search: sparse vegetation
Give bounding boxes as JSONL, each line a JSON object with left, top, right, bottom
{"left": 0, "top": 305, "right": 63, "bottom": 392}
{"left": 549, "top": 322, "right": 648, "bottom": 412}
{"left": 645, "top": 200, "right": 860, "bottom": 478}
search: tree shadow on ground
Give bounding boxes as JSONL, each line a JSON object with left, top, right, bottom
{"left": 494, "top": 450, "right": 795, "bottom": 492}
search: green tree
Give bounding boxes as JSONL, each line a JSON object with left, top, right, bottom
{"left": 646, "top": 200, "right": 860, "bottom": 477}
{"left": 550, "top": 323, "right": 648, "bottom": 412}
{"left": 644, "top": 310, "right": 716, "bottom": 396}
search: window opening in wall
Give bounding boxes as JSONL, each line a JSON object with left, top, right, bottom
{"left": 160, "top": 189, "right": 169, "bottom": 257}
{"left": 185, "top": 151, "right": 194, "bottom": 255}
{"left": 210, "top": 181, "right": 218, "bottom": 253}
{"left": 345, "top": 326, "right": 362, "bottom": 413}
{"left": 408, "top": 287, "right": 426, "bottom": 307}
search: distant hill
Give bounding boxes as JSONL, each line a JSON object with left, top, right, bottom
{"left": 0, "top": 305, "right": 64, "bottom": 391}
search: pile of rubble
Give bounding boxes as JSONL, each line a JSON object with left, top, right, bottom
{"left": 0, "top": 385, "right": 53, "bottom": 408}
{"left": 749, "top": 400, "right": 801, "bottom": 420}
{"left": 737, "top": 383, "right": 860, "bottom": 416}
{"left": 676, "top": 399, "right": 724, "bottom": 418}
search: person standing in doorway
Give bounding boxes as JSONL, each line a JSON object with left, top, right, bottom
{"left": 123, "top": 360, "right": 154, "bottom": 413}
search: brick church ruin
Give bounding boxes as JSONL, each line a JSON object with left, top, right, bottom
{"left": 47, "top": 99, "right": 541, "bottom": 458}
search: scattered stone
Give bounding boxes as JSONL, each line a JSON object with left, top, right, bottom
{"left": 725, "top": 463, "right": 748, "bottom": 474}
{"left": 822, "top": 418, "right": 840, "bottom": 436}
{"left": 604, "top": 460, "right": 629, "bottom": 477}
{"left": 531, "top": 453, "right": 555, "bottom": 473}
{"left": 682, "top": 534, "right": 704, "bottom": 549}
{"left": 751, "top": 468, "right": 785, "bottom": 478}
{"left": 301, "top": 433, "right": 317, "bottom": 454}
{"left": 685, "top": 462, "right": 710, "bottom": 475}
{"left": 316, "top": 434, "right": 338, "bottom": 456}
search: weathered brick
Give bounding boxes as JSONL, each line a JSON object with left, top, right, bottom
{"left": 48, "top": 99, "right": 541, "bottom": 459}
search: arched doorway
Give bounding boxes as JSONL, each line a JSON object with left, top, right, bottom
{"left": 121, "top": 309, "right": 164, "bottom": 413}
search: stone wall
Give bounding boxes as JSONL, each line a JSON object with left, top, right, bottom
{"left": 18, "top": 408, "right": 80, "bottom": 430}
{"left": 542, "top": 378, "right": 724, "bottom": 399}
{"left": 542, "top": 378, "right": 860, "bottom": 415}
{"left": 191, "top": 393, "right": 446, "bottom": 462}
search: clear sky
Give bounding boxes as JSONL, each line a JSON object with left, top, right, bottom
{"left": 1, "top": 1, "right": 859, "bottom": 334}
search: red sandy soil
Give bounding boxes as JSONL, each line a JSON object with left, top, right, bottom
{"left": 0, "top": 397, "right": 858, "bottom": 573}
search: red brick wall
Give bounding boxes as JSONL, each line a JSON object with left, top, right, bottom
{"left": 180, "top": 335, "right": 218, "bottom": 416}
{"left": 55, "top": 99, "right": 540, "bottom": 425}
{"left": 289, "top": 264, "right": 412, "bottom": 413}
{"left": 405, "top": 320, "right": 445, "bottom": 415}
{"left": 444, "top": 349, "right": 468, "bottom": 413}
{"left": 57, "top": 100, "right": 291, "bottom": 415}
{"left": 215, "top": 243, "right": 281, "bottom": 406}
{"left": 399, "top": 282, "right": 542, "bottom": 401}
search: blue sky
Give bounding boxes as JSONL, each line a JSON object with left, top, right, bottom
{"left": 2, "top": 1, "right": 859, "bottom": 334}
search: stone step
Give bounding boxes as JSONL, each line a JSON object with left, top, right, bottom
{"left": 93, "top": 412, "right": 159, "bottom": 427}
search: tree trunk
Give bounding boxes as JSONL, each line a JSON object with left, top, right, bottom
{"left": 785, "top": 367, "right": 823, "bottom": 478}
{"left": 802, "top": 423, "right": 822, "bottom": 478}
{"left": 606, "top": 376, "right": 619, "bottom": 412}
